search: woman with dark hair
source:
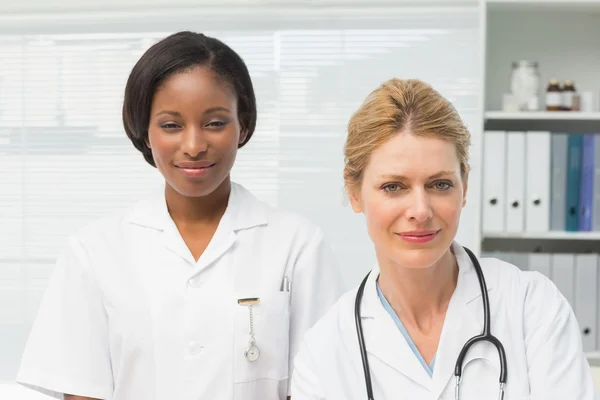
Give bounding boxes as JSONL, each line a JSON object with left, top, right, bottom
{"left": 16, "top": 31, "right": 344, "bottom": 400}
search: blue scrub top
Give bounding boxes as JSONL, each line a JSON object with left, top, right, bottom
{"left": 376, "top": 281, "right": 436, "bottom": 377}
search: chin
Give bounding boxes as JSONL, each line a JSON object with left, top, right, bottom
{"left": 390, "top": 244, "right": 449, "bottom": 269}
{"left": 168, "top": 178, "right": 227, "bottom": 199}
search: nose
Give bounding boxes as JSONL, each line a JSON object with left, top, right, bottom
{"left": 181, "top": 126, "right": 208, "bottom": 158}
{"left": 405, "top": 188, "right": 433, "bottom": 223}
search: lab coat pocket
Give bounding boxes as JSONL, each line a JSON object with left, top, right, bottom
{"left": 233, "top": 291, "right": 291, "bottom": 384}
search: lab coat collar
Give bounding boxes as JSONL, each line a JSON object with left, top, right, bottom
{"left": 358, "top": 242, "right": 492, "bottom": 318}
{"left": 127, "top": 181, "right": 269, "bottom": 232}
{"left": 357, "top": 242, "right": 493, "bottom": 391}
{"left": 358, "top": 264, "right": 434, "bottom": 389}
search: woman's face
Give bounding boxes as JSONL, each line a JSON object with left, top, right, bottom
{"left": 349, "top": 132, "right": 468, "bottom": 269}
{"left": 147, "top": 66, "right": 245, "bottom": 198}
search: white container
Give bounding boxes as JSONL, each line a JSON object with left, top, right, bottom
{"left": 581, "top": 92, "right": 596, "bottom": 112}
{"left": 510, "top": 61, "right": 540, "bottom": 111}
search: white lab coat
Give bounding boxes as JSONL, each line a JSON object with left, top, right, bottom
{"left": 291, "top": 243, "right": 597, "bottom": 400}
{"left": 17, "top": 182, "right": 345, "bottom": 400}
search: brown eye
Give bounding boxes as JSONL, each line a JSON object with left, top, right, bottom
{"left": 161, "top": 123, "right": 180, "bottom": 130}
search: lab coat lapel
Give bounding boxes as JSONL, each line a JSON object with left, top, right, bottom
{"left": 191, "top": 183, "right": 268, "bottom": 273}
{"left": 128, "top": 183, "right": 268, "bottom": 268}
{"left": 129, "top": 189, "right": 197, "bottom": 264}
{"left": 431, "top": 244, "right": 493, "bottom": 398}
{"left": 360, "top": 269, "right": 433, "bottom": 390}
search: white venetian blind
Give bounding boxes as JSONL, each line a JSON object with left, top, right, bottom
{"left": 0, "top": 6, "right": 482, "bottom": 394}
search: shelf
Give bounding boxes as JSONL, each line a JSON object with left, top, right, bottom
{"left": 485, "top": 111, "right": 600, "bottom": 121}
{"left": 487, "top": 0, "right": 600, "bottom": 13}
{"left": 587, "top": 352, "right": 600, "bottom": 367}
{"left": 484, "top": 231, "right": 600, "bottom": 240}
{"left": 482, "top": 231, "right": 600, "bottom": 253}
{"left": 484, "top": 111, "right": 600, "bottom": 131}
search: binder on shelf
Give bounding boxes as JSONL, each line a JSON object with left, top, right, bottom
{"left": 550, "top": 134, "right": 568, "bottom": 231}
{"left": 574, "top": 254, "right": 597, "bottom": 352}
{"left": 525, "top": 131, "right": 551, "bottom": 232}
{"left": 482, "top": 131, "right": 507, "bottom": 232}
{"left": 593, "top": 133, "right": 600, "bottom": 231}
{"left": 551, "top": 254, "right": 575, "bottom": 309}
{"left": 566, "top": 135, "right": 582, "bottom": 231}
{"left": 527, "top": 253, "right": 551, "bottom": 278}
{"left": 505, "top": 132, "right": 525, "bottom": 232}
{"left": 578, "top": 134, "right": 594, "bottom": 231}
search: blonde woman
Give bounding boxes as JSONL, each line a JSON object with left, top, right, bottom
{"left": 290, "top": 79, "right": 596, "bottom": 399}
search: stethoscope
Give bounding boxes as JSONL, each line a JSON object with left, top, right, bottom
{"left": 354, "top": 246, "right": 507, "bottom": 400}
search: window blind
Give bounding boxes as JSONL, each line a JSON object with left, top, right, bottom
{"left": 0, "top": 7, "right": 482, "bottom": 394}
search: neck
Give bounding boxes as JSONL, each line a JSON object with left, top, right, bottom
{"left": 165, "top": 177, "right": 231, "bottom": 226}
{"left": 378, "top": 248, "right": 458, "bottom": 329}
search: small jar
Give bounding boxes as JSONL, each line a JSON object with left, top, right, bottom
{"left": 561, "top": 80, "right": 577, "bottom": 111}
{"left": 546, "top": 79, "right": 562, "bottom": 111}
{"left": 510, "top": 61, "right": 540, "bottom": 111}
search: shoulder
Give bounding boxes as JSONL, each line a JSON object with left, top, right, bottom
{"left": 480, "top": 256, "right": 569, "bottom": 325}
{"left": 72, "top": 198, "right": 146, "bottom": 241}
{"left": 61, "top": 192, "right": 158, "bottom": 259}
{"left": 233, "top": 182, "right": 326, "bottom": 242}
{"left": 480, "top": 256, "right": 560, "bottom": 300}
{"left": 303, "top": 285, "right": 359, "bottom": 349}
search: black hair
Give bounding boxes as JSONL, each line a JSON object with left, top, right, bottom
{"left": 122, "top": 31, "right": 257, "bottom": 167}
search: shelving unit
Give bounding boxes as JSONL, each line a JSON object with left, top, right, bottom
{"left": 484, "top": 231, "right": 600, "bottom": 240}
{"left": 482, "top": 0, "right": 600, "bottom": 365}
{"left": 588, "top": 352, "right": 600, "bottom": 367}
{"left": 482, "top": 232, "right": 600, "bottom": 253}
{"left": 486, "top": 0, "right": 600, "bottom": 12}
{"left": 484, "top": 111, "right": 600, "bottom": 130}
{"left": 485, "top": 111, "right": 600, "bottom": 120}
{"left": 481, "top": 1, "right": 600, "bottom": 253}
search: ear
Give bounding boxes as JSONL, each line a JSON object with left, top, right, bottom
{"left": 239, "top": 128, "right": 248, "bottom": 145}
{"left": 347, "top": 185, "right": 364, "bottom": 214}
{"left": 144, "top": 133, "right": 151, "bottom": 149}
{"left": 461, "top": 169, "right": 470, "bottom": 208}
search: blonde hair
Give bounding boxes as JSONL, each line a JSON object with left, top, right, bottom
{"left": 344, "top": 78, "right": 471, "bottom": 192}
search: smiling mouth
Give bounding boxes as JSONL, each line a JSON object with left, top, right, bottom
{"left": 175, "top": 163, "right": 215, "bottom": 178}
{"left": 396, "top": 230, "right": 440, "bottom": 243}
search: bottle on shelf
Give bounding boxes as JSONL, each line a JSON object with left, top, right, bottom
{"left": 546, "top": 79, "right": 562, "bottom": 111}
{"left": 561, "top": 80, "right": 577, "bottom": 111}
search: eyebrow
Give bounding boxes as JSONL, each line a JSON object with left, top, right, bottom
{"left": 378, "top": 170, "right": 456, "bottom": 180}
{"left": 155, "top": 106, "right": 231, "bottom": 117}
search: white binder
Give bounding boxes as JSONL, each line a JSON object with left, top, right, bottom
{"left": 482, "top": 131, "right": 506, "bottom": 232}
{"left": 528, "top": 253, "right": 551, "bottom": 278}
{"left": 574, "top": 254, "right": 598, "bottom": 352}
{"left": 505, "top": 132, "right": 526, "bottom": 232}
{"left": 551, "top": 254, "right": 575, "bottom": 308}
{"left": 525, "top": 131, "right": 551, "bottom": 232}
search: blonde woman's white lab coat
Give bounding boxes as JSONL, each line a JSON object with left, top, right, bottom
{"left": 17, "top": 182, "right": 344, "bottom": 400}
{"left": 291, "top": 243, "right": 597, "bottom": 400}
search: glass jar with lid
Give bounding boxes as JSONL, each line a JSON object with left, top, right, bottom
{"left": 510, "top": 61, "right": 541, "bottom": 111}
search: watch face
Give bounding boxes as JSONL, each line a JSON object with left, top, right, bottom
{"left": 245, "top": 345, "right": 260, "bottom": 362}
